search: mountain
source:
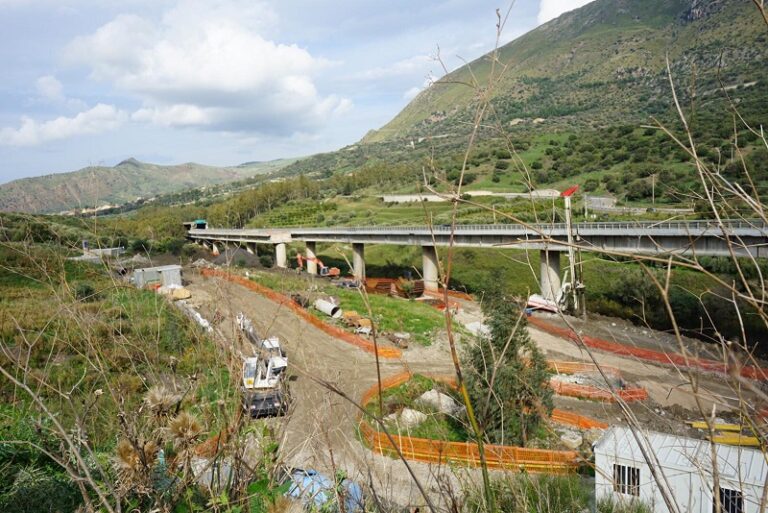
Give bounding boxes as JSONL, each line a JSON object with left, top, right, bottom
{"left": 364, "top": 0, "right": 767, "bottom": 143}
{"left": 0, "top": 158, "right": 298, "bottom": 214}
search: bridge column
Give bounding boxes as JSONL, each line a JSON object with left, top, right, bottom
{"left": 540, "top": 250, "right": 561, "bottom": 301}
{"left": 212, "top": 242, "right": 220, "bottom": 256}
{"left": 422, "top": 245, "right": 439, "bottom": 292}
{"left": 306, "top": 241, "right": 318, "bottom": 275}
{"left": 352, "top": 243, "right": 365, "bottom": 282}
{"left": 202, "top": 241, "right": 210, "bottom": 251}
{"left": 275, "top": 243, "right": 287, "bottom": 268}
{"left": 245, "top": 242, "right": 258, "bottom": 256}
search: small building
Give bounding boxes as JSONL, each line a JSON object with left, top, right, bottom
{"left": 183, "top": 219, "right": 208, "bottom": 231}
{"left": 595, "top": 426, "right": 767, "bottom": 513}
{"left": 132, "top": 265, "right": 182, "bottom": 288}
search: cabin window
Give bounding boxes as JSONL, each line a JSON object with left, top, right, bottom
{"left": 613, "top": 464, "right": 640, "bottom": 496}
{"left": 715, "top": 488, "right": 743, "bottom": 513}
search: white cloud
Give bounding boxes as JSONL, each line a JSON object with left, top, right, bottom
{"left": 34, "top": 75, "right": 87, "bottom": 110}
{"left": 36, "top": 75, "right": 64, "bottom": 102}
{"left": 537, "top": 0, "right": 593, "bottom": 25}
{"left": 0, "top": 104, "right": 126, "bottom": 146}
{"left": 62, "top": 0, "right": 349, "bottom": 136}
{"left": 353, "top": 54, "right": 433, "bottom": 81}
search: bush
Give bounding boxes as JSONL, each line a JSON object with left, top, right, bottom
{"left": 74, "top": 282, "right": 96, "bottom": 302}
{"left": 584, "top": 178, "right": 599, "bottom": 192}
{"left": 259, "top": 254, "right": 274, "bottom": 268}
{"left": 495, "top": 160, "right": 510, "bottom": 170}
{"left": 626, "top": 179, "right": 652, "bottom": 201}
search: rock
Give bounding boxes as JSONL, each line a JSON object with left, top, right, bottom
{"left": 416, "top": 389, "right": 460, "bottom": 415}
{"left": 398, "top": 408, "right": 427, "bottom": 429}
{"left": 384, "top": 413, "right": 399, "bottom": 424}
{"left": 584, "top": 428, "right": 604, "bottom": 445}
{"left": 171, "top": 287, "right": 192, "bottom": 300}
{"left": 560, "top": 432, "right": 583, "bottom": 450}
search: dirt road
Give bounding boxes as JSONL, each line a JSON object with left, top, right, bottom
{"left": 185, "top": 270, "right": 464, "bottom": 509}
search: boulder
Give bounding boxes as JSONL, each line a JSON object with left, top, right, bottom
{"left": 416, "top": 389, "right": 460, "bottom": 415}
{"left": 398, "top": 408, "right": 428, "bottom": 429}
{"left": 171, "top": 287, "right": 192, "bottom": 300}
{"left": 560, "top": 431, "right": 583, "bottom": 450}
{"left": 584, "top": 428, "right": 605, "bottom": 445}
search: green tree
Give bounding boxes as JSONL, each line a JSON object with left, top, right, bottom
{"left": 465, "top": 293, "right": 552, "bottom": 446}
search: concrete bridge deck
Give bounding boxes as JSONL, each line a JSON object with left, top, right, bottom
{"left": 187, "top": 219, "right": 768, "bottom": 296}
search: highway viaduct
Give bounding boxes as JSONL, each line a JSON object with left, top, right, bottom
{"left": 185, "top": 220, "right": 768, "bottom": 299}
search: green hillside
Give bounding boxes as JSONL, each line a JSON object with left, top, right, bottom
{"left": 365, "top": 0, "right": 767, "bottom": 142}
{"left": 0, "top": 157, "right": 298, "bottom": 214}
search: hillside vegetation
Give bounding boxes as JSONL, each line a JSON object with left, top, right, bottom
{"left": 0, "top": 157, "right": 298, "bottom": 214}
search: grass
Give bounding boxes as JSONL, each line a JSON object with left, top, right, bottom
{"left": 364, "top": 374, "right": 469, "bottom": 442}
{"left": 465, "top": 473, "right": 592, "bottom": 513}
{"left": 248, "top": 269, "right": 449, "bottom": 345}
{"left": 597, "top": 497, "right": 653, "bottom": 513}
{"left": 0, "top": 242, "right": 236, "bottom": 449}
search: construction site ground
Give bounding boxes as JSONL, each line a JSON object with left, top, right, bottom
{"left": 182, "top": 267, "right": 762, "bottom": 508}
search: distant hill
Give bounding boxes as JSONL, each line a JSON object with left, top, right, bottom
{"left": 364, "top": 0, "right": 768, "bottom": 143}
{"left": 0, "top": 158, "right": 298, "bottom": 213}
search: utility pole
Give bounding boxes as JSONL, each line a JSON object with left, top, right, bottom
{"left": 561, "top": 185, "right": 583, "bottom": 315}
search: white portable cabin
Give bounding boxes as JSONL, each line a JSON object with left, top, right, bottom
{"left": 132, "top": 265, "right": 183, "bottom": 288}
{"left": 595, "top": 426, "right": 768, "bottom": 513}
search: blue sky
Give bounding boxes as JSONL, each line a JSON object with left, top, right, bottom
{"left": 0, "top": 0, "right": 591, "bottom": 183}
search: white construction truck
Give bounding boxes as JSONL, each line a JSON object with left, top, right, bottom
{"left": 236, "top": 313, "right": 288, "bottom": 418}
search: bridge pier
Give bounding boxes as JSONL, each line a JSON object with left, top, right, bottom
{"left": 202, "top": 241, "right": 210, "bottom": 251}
{"left": 422, "top": 245, "right": 439, "bottom": 292}
{"left": 212, "top": 242, "right": 220, "bottom": 256}
{"left": 306, "top": 242, "right": 318, "bottom": 275}
{"left": 540, "top": 249, "right": 561, "bottom": 301}
{"left": 353, "top": 243, "right": 366, "bottom": 282}
{"left": 245, "top": 242, "right": 258, "bottom": 256}
{"left": 275, "top": 243, "right": 287, "bottom": 268}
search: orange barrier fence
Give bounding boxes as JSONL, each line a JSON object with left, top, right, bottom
{"left": 550, "top": 380, "right": 648, "bottom": 403}
{"left": 201, "top": 269, "right": 402, "bottom": 359}
{"left": 528, "top": 316, "right": 768, "bottom": 381}
{"left": 550, "top": 409, "right": 608, "bottom": 430}
{"left": 358, "top": 372, "right": 587, "bottom": 473}
{"left": 546, "top": 360, "right": 648, "bottom": 403}
{"left": 547, "top": 360, "right": 619, "bottom": 375}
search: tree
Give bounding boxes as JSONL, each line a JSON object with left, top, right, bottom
{"left": 465, "top": 292, "right": 552, "bottom": 446}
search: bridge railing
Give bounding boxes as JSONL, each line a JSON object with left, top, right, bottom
{"left": 189, "top": 219, "right": 767, "bottom": 236}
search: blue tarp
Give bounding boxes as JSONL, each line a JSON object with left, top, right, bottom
{"left": 286, "top": 468, "right": 364, "bottom": 512}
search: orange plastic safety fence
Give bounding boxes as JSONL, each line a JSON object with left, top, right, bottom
{"left": 550, "top": 380, "right": 648, "bottom": 403}
{"left": 550, "top": 409, "right": 608, "bottom": 430}
{"left": 358, "top": 372, "right": 582, "bottom": 473}
{"left": 547, "top": 360, "right": 620, "bottom": 375}
{"left": 201, "top": 269, "right": 402, "bottom": 359}
{"left": 528, "top": 316, "right": 768, "bottom": 381}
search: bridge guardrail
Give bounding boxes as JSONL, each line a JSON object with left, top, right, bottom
{"left": 190, "top": 219, "right": 767, "bottom": 237}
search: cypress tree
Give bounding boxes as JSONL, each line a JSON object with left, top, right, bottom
{"left": 465, "top": 293, "right": 553, "bottom": 446}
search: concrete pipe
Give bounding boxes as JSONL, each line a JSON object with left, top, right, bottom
{"left": 314, "top": 298, "right": 342, "bottom": 319}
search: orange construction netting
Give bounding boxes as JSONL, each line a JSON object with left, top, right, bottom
{"left": 201, "top": 269, "right": 402, "bottom": 359}
{"left": 546, "top": 360, "right": 648, "bottom": 403}
{"left": 528, "top": 316, "right": 768, "bottom": 381}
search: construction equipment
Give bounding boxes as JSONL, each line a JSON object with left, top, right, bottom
{"left": 296, "top": 254, "right": 341, "bottom": 278}
{"left": 237, "top": 313, "right": 288, "bottom": 418}
{"left": 527, "top": 270, "right": 573, "bottom": 313}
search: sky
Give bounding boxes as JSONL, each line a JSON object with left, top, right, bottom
{"left": 0, "top": 0, "right": 592, "bottom": 183}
